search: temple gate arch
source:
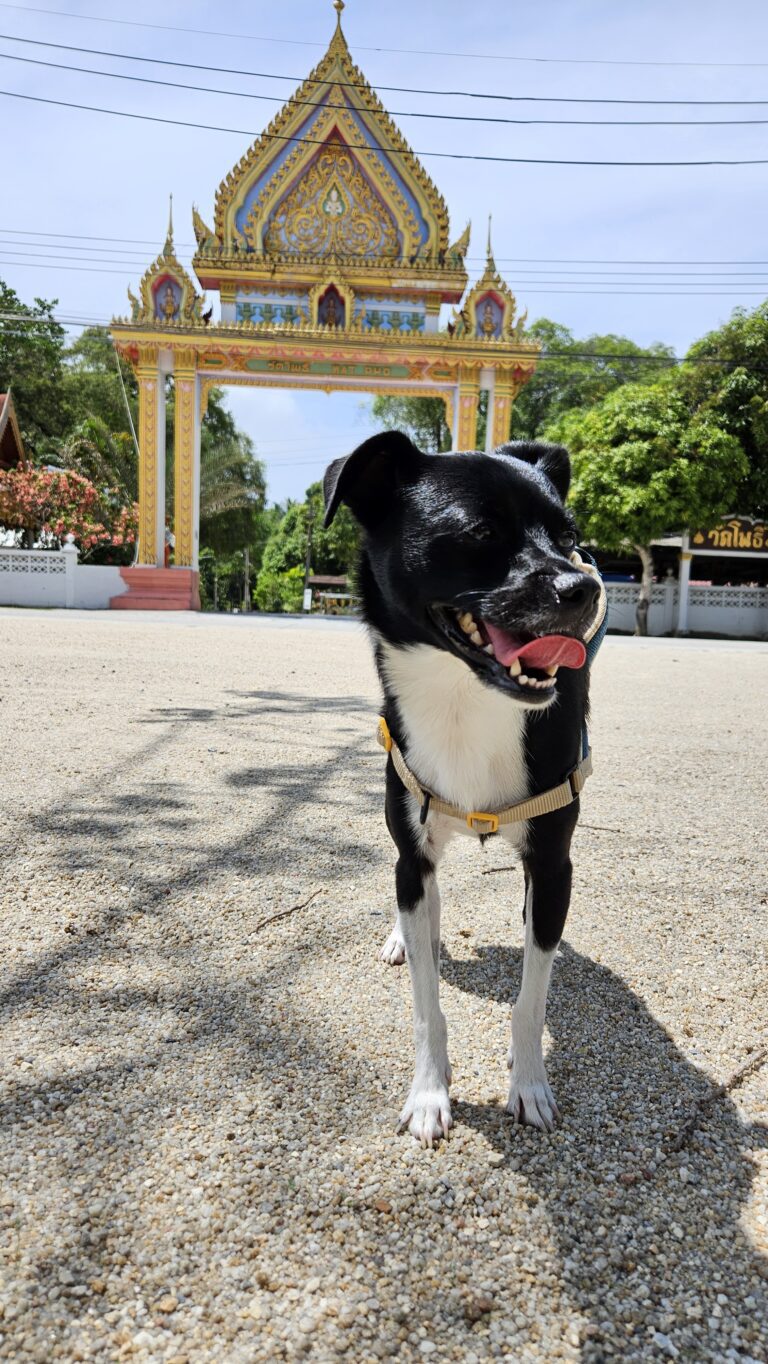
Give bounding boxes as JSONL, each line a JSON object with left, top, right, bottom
{"left": 112, "top": 1, "right": 539, "bottom": 608}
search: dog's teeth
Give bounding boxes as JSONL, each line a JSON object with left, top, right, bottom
{"left": 518, "top": 674, "right": 530, "bottom": 686}
{"left": 470, "top": 631, "right": 483, "bottom": 646}
{"left": 483, "top": 644, "right": 494, "bottom": 655}
{"left": 508, "top": 659, "right": 522, "bottom": 677}
{"left": 458, "top": 613, "right": 477, "bottom": 635}
{"left": 541, "top": 677, "right": 556, "bottom": 688}
{"left": 544, "top": 664, "right": 559, "bottom": 677}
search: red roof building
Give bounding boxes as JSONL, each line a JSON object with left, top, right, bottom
{"left": 0, "top": 392, "right": 25, "bottom": 471}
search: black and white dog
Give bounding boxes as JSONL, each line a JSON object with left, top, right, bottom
{"left": 324, "top": 431, "right": 606, "bottom": 1146}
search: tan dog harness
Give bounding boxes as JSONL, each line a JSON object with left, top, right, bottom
{"left": 377, "top": 716, "right": 592, "bottom": 836}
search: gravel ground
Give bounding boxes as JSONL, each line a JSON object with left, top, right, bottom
{"left": 0, "top": 610, "right": 766, "bottom": 1364}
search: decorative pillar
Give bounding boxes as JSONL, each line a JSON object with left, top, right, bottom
{"left": 676, "top": 533, "right": 693, "bottom": 635}
{"left": 490, "top": 372, "right": 516, "bottom": 449}
{"left": 441, "top": 392, "right": 455, "bottom": 447}
{"left": 455, "top": 364, "right": 480, "bottom": 451}
{"left": 483, "top": 375, "right": 495, "bottom": 453}
{"left": 220, "top": 281, "right": 237, "bottom": 324}
{"left": 136, "top": 345, "right": 166, "bottom": 567}
{"left": 173, "top": 349, "right": 201, "bottom": 569}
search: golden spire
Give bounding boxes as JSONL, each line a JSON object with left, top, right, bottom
{"left": 486, "top": 213, "right": 494, "bottom": 266}
{"left": 164, "top": 193, "right": 174, "bottom": 254}
{"left": 332, "top": 0, "right": 346, "bottom": 44}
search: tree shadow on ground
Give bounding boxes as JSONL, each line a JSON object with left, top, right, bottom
{"left": 442, "top": 940, "right": 768, "bottom": 1362}
{"left": 0, "top": 688, "right": 382, "bottom": 1017}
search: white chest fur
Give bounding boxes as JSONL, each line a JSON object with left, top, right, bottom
{"left": 378, "top": 641, "right": 530, "bottom": 813}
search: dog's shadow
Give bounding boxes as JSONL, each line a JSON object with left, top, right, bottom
{"left": 441, "top": 940, "right": 768, "bottom": 1356}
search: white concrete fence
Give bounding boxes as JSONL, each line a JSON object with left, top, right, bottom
{"left": 604, "top": 580, "right": 768, "bottom": 638}
{"left": 0, "top": 547, "right": 766, "bottom": 634}
{"left": 0, "top": 544, "right": 127, "bottom": 610}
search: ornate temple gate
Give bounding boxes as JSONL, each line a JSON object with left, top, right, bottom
{"left": 111, "top": 2, "right": 539, "bottom": 608}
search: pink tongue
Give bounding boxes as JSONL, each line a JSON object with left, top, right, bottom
{"left": 483, "top": 622, "right": 587, "bottom": 671}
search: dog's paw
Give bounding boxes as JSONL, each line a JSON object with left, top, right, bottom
{"left": 380, "top": 925, "right": 406, "bottom": 966}
{"left": 506, "top": 1064, "right": 560, "bottom": 1132}
{"left": 398, "top": 1084, "right": 452, "bottom": 1148}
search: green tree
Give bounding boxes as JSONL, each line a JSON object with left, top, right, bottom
{"left": 256, "top": 480, "right": 359, "bottom": 610}
{"left": 60, "top": 416, "right": 137, "bottom": 502}
{"left": 548, "top": 380, "right": 747, "bottom": 634}
{"left": 63, "top": 326, "right": 138, "bottom": 439}
{"left": 0, "top": 279, "right": 68, "bottom": 459}
{"left": 679, "top": 302, "right": 768, "bottom": 516}
{"left": 198, "top": 391, "right": 266, "bottom": 555}
{"left": 370, "top": 395, "right": 452, "bottom": 452}
{"left": 260, "top": 483, "right": 358, "bottom": 579}
{"left": 512, "top": 319, "right": 675, "bottom": 440}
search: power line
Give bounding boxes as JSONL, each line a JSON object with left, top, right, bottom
{"left": 3, "top": 228, "right": 768, "bottom": 268}
{"left": 5, "top": 88, "right": 768, "bottom": 167}
{"left": 5, "top": 48, "right": 768, "bottom": 129}
{"left": 3, "top": 312, "right": 767, "bottom": 368}
{"left": 4, "top": 258, "right": 768, "bottom": 295}
{"left": 5, "top": 32, "right": 768, "bottom": 106}
{"left": 1, "top": 4, "right": 766, "bottom": 70}
{"left": 10, "top": 244, "right": 768, "bottom": 280}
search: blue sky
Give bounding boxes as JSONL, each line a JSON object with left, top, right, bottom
{"left": 2, "top": 0, "right": 768, "bottom": 502}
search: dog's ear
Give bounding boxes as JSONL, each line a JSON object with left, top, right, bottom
{"left": 323, "top": 430, "right": 424, "bottom": 528}
{"left": 494, "top": 440, "right": 571, "bottom": 502}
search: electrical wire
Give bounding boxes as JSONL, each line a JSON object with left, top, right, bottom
{"left": 3, "top": 228, "right": 768, "bottom": 269}
{"left": 1, "top": 4, "right": 766, "bottom": 70}
{"left": 1, "top": 312, "right": 764, "bottom": 370}
{"left": 5, "top": 48, "right": 768, "bottom": 128}
{"left": 10, "top": 244, "right": 768, "bottom": 281}
{"left": 5, "top": 88, "right": 768, "bottom": 166}
{"left": 4, "top": 32, "right": 768, "bottom": 106}
{"left": 4, "top": 259, "right": 768, "bottom": 294}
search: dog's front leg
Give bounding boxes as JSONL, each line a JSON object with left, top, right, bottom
{"left": 398, "top": 876, "right": 452, "bottom": 1146}
{"left": 387, "top": 779, "right": 451, "bottom": 1146}
{"left": 507, "top": 817, "right": 574, "bottom": 1131}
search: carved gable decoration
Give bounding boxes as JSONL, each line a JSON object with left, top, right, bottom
{"left": 129, "top": 219, "right": 206, "bottom": 327}
{"left": 261, "top": 139, "right": 400, "bottom": 259}
{"left": 211, "top": 17, "right": 448, "bottom": 259}
{"left": 453, "top": 245, "right": 527, "bottom": 343}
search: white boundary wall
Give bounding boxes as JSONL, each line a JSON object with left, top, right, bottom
{"left": 0, "top": 548, "right": 127, "bottom": 610}
{"left": 606, "top": 581, "right": 768, "bottom": 637}
{"left": 0, "top": 549, "right": 766, "bottom": 632}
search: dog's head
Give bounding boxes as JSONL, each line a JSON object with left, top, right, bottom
{"left": 324, "top": 431, "right": 602, "bottom": 706}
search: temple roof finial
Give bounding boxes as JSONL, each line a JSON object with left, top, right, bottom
{"left": 333, "top": 0, "right": 345, "bottom": 25}
{"left": 486, "top": 213, "right": 494, "bottom": 265}
{"left": 165, "top": 194, "right": 174, "bottom": 253}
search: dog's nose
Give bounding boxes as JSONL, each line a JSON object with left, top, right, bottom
{"left": 553, "top": 570, "right": 601, "bottom": 627}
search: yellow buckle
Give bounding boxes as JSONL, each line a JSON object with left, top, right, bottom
{"left": 378, "top": 717, "right": 392, "bottom": 752}
{"left": 466, "top": 811, "right": 499, "bottom": 835}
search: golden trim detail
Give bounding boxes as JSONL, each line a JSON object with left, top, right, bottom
{"left": 212, "top": 17, "right": 449, "bottom": 254}
{"left": 137, "top": 370, "right": 159, "bottom": 566}
{"left": 174, "top": 370, "right": 196, "bottom": 567}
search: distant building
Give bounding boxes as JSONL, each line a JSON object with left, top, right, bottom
{"left": 0, "top": 392, "right": 25, "bottom": 471}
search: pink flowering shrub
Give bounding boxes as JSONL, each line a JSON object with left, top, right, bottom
{"left": 0, "top": 467, "right": 138, "bottom": 559}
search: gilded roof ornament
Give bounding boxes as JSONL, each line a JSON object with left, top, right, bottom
{"left": 165, "top": 193, "right": 174, "bottom": 254}
{"left": 452, "top": 221, "right": 527, "bottom": 343}
{"left": 127, "top": 209, "right": 207, "bottom": 327}
{"left": 209, "top": 6, "right": 451, "bottom": 259}
{"left": 192, "top": 204, "right": 221, "bottom": 252}
{"left": 448, "top": 221, "right": 471, "bottom": 265}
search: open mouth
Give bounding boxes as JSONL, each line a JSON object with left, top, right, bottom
{"left": 430, "top": 606, "right": 587, "bottom": 701}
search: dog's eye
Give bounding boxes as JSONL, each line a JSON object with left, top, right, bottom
{"left": 463, "top": 523, "right": 493, "bottom": 542}
{"left": 558, "top": 531, "right": 577, "bottom": 552}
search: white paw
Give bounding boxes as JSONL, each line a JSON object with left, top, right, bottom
{"left": 506, "top": 1061, "right": 560, "bottom": 1131}
{"left": 380, "top": 926, "right": 406, "bottom": 966}
{"left": 398, "top": 1083, "right": 452, "bottom": 1147}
